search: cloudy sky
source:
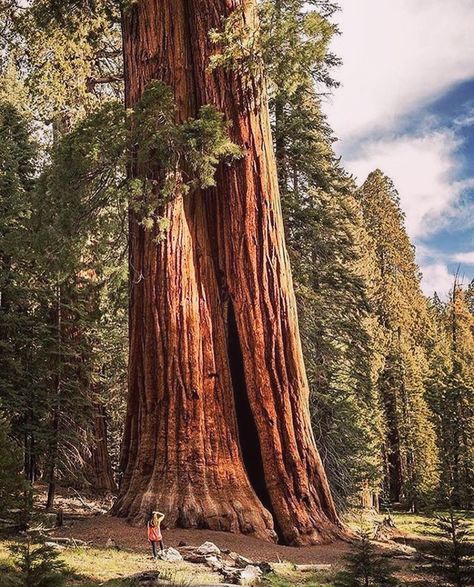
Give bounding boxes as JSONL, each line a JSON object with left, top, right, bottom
{"left": 323, "top": 0, "right": 474, "bottom": 298}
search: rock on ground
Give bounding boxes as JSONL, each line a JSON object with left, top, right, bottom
{"left": 239, "top": 565, "right": 262, "bottom": 585}
{"left": 196, "top": 541, "right": 221, "bottom": 556}
{"left": 156, "top": 547, "right": 183, "bottom": 562}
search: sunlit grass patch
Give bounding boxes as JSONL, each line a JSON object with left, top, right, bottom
{"left": 0, "top": 540, "right": 220, "bottom": 586}
{"left": 392, "top": 510, "right": 474, "bottom": 537}
{"left": 344, "top": 508, "right": 474, "bottom": 539}
{"left": 262, "top": 562, "right": 337, "bottom": 587}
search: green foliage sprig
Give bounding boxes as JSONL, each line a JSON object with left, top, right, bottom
{"left": 37, "top": 81, "right": 241, "bottom": 245}
{"left": 130, "top": 81, "right": 242, "bottom": 238}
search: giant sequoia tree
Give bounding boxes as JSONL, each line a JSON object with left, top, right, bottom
{"left": 114, "top": 0, "right": 343, "bottom": 545}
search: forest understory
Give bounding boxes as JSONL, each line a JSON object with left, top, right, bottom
{"left": 1, "top": 484, "right": 472, "bottom": 586}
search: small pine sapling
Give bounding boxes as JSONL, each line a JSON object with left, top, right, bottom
{"left": 0, "top": 416, "right": 27, "bottom": 520}
{"left": 6, "top": 535, "right": 67, "bottom": 587}
{"left": 335, "top": 530, "right": 399, "bottom": 587}
{"left": 428, "top": 511, "right": 474, "bottom": 587}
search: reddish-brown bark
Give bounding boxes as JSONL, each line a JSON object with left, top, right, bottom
{"left": 84, "top": 404, "right": 116, "bottom": 494}
{"left": 114, "top": 0, "right": 345, "bottom": 545}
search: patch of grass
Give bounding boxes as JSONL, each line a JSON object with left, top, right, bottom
{"left": 262, "top": 562, "right": 337, "bottom": 587}
{"left": 344, "top": 508, "right": 474, "bottom": 539}
{"left": 391, "top": 510, "right": 474, "bottom": 538}
{"left": 0, "top": 540, "right": 220, "bottom": 586}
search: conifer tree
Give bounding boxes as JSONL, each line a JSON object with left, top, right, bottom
{"left": 358, "top": 170, "right": 439, "bottom": 509}
{"left": 428, "top": 511, "right": 474, "bottom": 587}
{"left": 428, "top": 282, "right": 474, "bottom": 508}
{"left": 6, "top": 537, "right": 67, "bottom": 587}
{"left": 0, "top": 416, "right": 26, "bottom": 518}
{"left": 335, "top": 530, "right": 399, "bottom": 587}
{"left": 0, "top": 2, "right": 126, "bottom": 497}
{"left": 0, "top": 93, "right": 47, "bottom": 484}
{"left": 258, "top": 0, "right": 385, "bottom": 507}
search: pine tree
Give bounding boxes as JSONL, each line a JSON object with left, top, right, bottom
{"left": 358, "top": 170, "right": 439, "bottom": 509}
{"left": 0, "top": 416, "right": 26, "bottom": 519}
{"left": 428, "top": 511, "right": 474, "bottom": 587}
{"left": 428, "top": 282, "right": 474, "bottom": 508}
{"left": 6, "top": 537, "right": 67, "bottom": 587}
{"left": 0, "top": 93, "right": 48, "bottom": 485}
{"left": 260, "top": 0, "right": 385, "bottom": 508}
{"left": 0, "top": 2, "right": 127, "bottom": 498}
{"left": 335, "top": 530, "right": 399, "bottom": 587}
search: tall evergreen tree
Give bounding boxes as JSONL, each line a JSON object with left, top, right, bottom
{"left": 0, "top": 92, "right": 47, "bottom": 485}
{"left": 428, "top": 282, "right": 474, "bottom": 508}
{"left": 358, "top": 170, "right": 439, "bottom": 509}
{"left": 256, "top": 0, "right": 385, "bottom": 507}
{"left": 0, "top": 1, "right": 127, "bottom": 498}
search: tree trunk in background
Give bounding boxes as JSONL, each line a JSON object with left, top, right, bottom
{"left": 114, "top": 0, "right": 343, "bottom": 545}
{"left": 380, "top": 358, "right": 404, "bottom": 503}
{"left": 84, "top": 404, "right": 116, "bottom": 493}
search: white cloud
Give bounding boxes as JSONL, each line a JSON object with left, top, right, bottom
{"left": 417, "top": 247, "right": 472, "bottom": 298}
{"left": 323, "top": 0, "right": 474, "bottom": 294}
{"left": 325, "top": 0, "right": 474, "bottom": 145}
{"left": 450, "top": 251, "right": 474, "bottom": 264}
{"left": 420, "top": 263, "right": 454, "bottom": 299}
{"left": 454, "top": 106, "right": 474, "bottom": 128}
{"left": 344, "top": 128, "right": 469, "bottom": 239}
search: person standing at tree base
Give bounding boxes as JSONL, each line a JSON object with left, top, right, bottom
{"left": 147, "top": 511, "right": 164, "bottom": 558}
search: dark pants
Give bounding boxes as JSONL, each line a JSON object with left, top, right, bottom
{"left": 150, "top": 540, "right": 164, "bottom": 557}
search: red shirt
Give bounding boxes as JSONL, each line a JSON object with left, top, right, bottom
{"left": 147, "top": 523, "right": 162, "bottom": 541}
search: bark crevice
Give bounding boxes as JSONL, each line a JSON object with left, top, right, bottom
{"left": 226, "top": 300, "right": 282, "bottom": 542}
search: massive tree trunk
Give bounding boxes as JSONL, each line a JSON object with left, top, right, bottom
{"left": 114, "top": 0, "right": 344, "bottom": 545}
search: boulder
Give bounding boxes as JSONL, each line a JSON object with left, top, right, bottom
{"left": 157, "top": 547, "right": 183, "bottom": 562}
{"left": 196, "top": 541, "right": 221, "bottom": 556}
{"left": 221, "top": 566, "right": 241, "bottom": 584}
{"left": 239, "top": 565, "right": 262, "bottom": 585}
{"left": 234, "top": 555, "right": 253, "bottom": 568}
{"left": 204, "top": 555, "right": 223, "bottom": 571}
{"left": 183, "top": 553, "right": 208, "bottom": 564}
{"left": 222, "top": 564, "right": 262, "bottom": 586}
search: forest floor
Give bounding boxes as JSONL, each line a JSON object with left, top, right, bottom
{"left": 1, "top": 485, "right": 472, "bottom": 586}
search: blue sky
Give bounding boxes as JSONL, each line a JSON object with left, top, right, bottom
{"left": 323, "top": 0, "right": 474, "bottom": 298}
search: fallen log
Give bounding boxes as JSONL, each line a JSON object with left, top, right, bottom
{"left": 128, "top": 571, "right": 235, "bottom": 586}
{"left": 294, "top": 564, "right": 332, "bottom": 572}
{"left": 43, "top": 536, "right": 89, "bottom": 547}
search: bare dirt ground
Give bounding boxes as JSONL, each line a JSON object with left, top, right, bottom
{"left": 54, "top": 514, "right": 352, "bottom": 565}
{"left": 35, "top": 484, "right": 352, "bottom": 564}
{"left": 33, "top": 485, "right": 432, "bottom": 584}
